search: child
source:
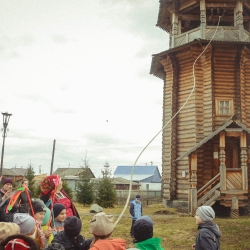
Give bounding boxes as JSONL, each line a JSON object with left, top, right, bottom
{"left": 52, "top": 216, "right": 92, "bottom": 250}
{"left": 42, "top": 207, "right": 54, "bottom": 244}
{"left": 53, "top": 203, "right": 66, "bottom": 234}
{"left": 13, "top": 213, "right": 36, "bottom": 236}
{"left": 90, "top": 212, "right": 126, "bottom": 250}
{"left": 31, "top": 200, "right": 53, "bottom": 249}
{"left": 128, "top": 216, "right": 164, "bottom": 250}
{"left": 193, "top": 206, "right": 221, "bottom": 250}
{"left": 0, "top": 222, "right": 20, "bottom": 242}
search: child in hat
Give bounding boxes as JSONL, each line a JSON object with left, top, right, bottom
{"left": 192, "top": 206, "right": 221, "bottom": 250}
{"left": 53, "top": 203, "right": 67, "bottom": 234}
{"left": 52, "top": 216, "right": 92, "bottom": 250}
{"left": 0, "top": 222, "right": 20, "bottom": 242}
{"left": 42, "top": 207, "right": 54, "bottom": 244}
{"left": 31, "top": 200, "right": 53, "bottom": 249}
{"left": 128, "top": 216, "right": 164, "bottom": 250}
{"left": 13, "top": 213, "right": 36, "bottom": 236}
{"left": 90, "top": 212, "right": 126, "bottom": 250}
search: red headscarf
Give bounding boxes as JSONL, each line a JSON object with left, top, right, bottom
{"left": 40, "top": 175, "right": 61, "bottom": 195}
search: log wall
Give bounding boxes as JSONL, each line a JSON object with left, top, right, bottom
{"left": 161, "top": 42, "right": 250, "bottom": 202}
{"left": 161, "top": 56, "right": 174, "bottom": 200}
{"left": 240, "top": 46, "right": 250, "bottom": 199}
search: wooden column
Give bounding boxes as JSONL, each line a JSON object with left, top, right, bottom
{"left": 189, "top": 153, "right": 197, "bottom": 216}
{"left": 219, "top": 131, "right": 226, "bottom": 191}
{"left": 235, "top": 1, "right": 244, "bottom": 40}
{"left": 171, "top": 12, "right": 179, "bottom": 48}
{"left": 200, "top": 0, "right": 206, "bottom": 39}
{"left": 230, "top": 196, "right": 239, "bottom": 218}
{"left": 240, "top": 131, "right": 248, "bottom": 191}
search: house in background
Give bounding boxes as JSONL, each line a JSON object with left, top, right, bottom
{"left": 53, "top": 168, "right": 95, "bottom": 195}
{"left": 53, "top": 167, "right": 95, "bottom": 178}
{"left": 113, "top": 166, "right": 162, "bottom": 191}
{"left": 90, "top": 176, "right": 140, "bottom": 191}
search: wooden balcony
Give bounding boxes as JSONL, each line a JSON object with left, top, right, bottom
{"left": 172, "top": 26, "right": 250, "bottom": 48}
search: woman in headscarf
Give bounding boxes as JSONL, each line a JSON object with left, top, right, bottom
{"left": 0, "top": 178, "right": 18, "bottom": 222}
{"left": 39, "top": 175, "right": 79, "bottom": 218}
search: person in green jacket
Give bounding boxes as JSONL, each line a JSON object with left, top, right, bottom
{"left": 127, "top": 216, "right": 164, "bottom": 250}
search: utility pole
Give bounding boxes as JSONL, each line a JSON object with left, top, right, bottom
{"left": 0, "top": 112, "right": 12, "bottom": 177}
{"left": 50, "top": 139, "right": 56, "bottom": 175}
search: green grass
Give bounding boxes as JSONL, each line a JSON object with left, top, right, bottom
{"left": 75, "top": 203, "right": 250, "bottom": 250}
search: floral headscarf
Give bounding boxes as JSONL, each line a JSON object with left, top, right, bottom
{"left": 40, "top": 175, "right": 61, "bottom": 195}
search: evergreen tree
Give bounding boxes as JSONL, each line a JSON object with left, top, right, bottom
{"left": 24, "top": 163, "right": 36, "bottom": 196}
{"left": 76, "top": 156, "right": 94, "bottom": 206}
{"left": 96, "top": 161, "right": 117, "bottom": 208}
{"left": 62, "top": 177, "right": 73, "bottom": 200}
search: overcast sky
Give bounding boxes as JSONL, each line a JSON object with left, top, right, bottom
{"left": 0, "top": 0, "right": 169, "bottom": 177}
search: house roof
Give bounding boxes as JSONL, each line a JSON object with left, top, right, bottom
{"left": 113, "top": 166, "right": 161, "bottom": 182}
{"left": 9, "top": 167, "right": 28, "bottom": 176}
{"left": 176, "top": 119, "right": 250, "bottom": 161}
{"left": 3, "top": 168, "right": 18, "bottom": 176}
{"left": 53, "top": 167, "right": 95, "bottom": 178}
{"left": 150, "top": 40, "right": 250, "bottom": 80}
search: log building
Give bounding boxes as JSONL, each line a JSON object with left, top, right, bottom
{"left": 150, "top": 0, "right": 250, "bottom": 217}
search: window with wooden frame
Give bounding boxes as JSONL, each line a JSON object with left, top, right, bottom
{"left": 215, "top": 98, "right": 234, "bottom": 116}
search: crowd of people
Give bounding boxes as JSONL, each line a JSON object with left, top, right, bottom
{"left": 0, "top": 176, "right": 221, "bottom": 250}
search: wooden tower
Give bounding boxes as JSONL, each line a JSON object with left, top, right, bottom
{"left": 150, "top": 0, "right": 250, "bottom": 217}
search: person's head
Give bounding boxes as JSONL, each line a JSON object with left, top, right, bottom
{"left": 90, "top": 212, "right": 114, "bottom": 238}
{"left": 13, "top": 213, "right": 36, "bottom": 235}
{"left": 56, "top": 179, "right": 63, "bottom": 192}
{"left": 40, "top": 175, "right": 61, "bottom": 195}
{"left": 135, "top": 194, "right": 141, "bottom": 202}
{"left": 2, "top": 178, "right": 13, "bottom": 192}
{"left": 64, "top": 216, "right": 82, "bottom": 238}
{"left": 0, "top": 222, "right": 20, "bottom": 242}
{"left": 32, "top": 200, "right": 46, "bottom": 223}
{"left": 195, "top": 206, "right": 215, "bottom": 225}
{"left": 0, "top": 234, "right": 40, "bottom": 250}
{"left": 133, "top": 216, "right": 153, "bottom": 242}
{"left": 53, "top": 203, "right": 66, "bottom": 222}
{"left": 21, "top": 179, "right": 29, "bottom": 188}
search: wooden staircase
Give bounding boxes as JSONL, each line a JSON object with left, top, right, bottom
{"left": 197, "top": 171, "right": 249, "bottom": 209}
{"left": 197, "top": 173, "right": 221, "bottom": 207}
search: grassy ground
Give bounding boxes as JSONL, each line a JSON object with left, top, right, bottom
{"left": 75, "top": 203, "right": 250, "bottom": 250}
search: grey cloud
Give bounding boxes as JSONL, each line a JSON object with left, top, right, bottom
{"left": 50, "top": 34, "right": 68, "bottom": 44}
{"left": 0, "top": 34, "right": 35, "bottom": 60}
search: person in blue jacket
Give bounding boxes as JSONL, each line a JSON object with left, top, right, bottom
{"left": 129, "top": 194, "right": 142, "bottom": 237}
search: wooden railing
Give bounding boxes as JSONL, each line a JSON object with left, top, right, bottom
{"left": 197, "top": 173, "right": 220, "bottom": 198}
{"left": 172, "top": 26, "right": 250, "bottom": 48}
{"left": 197, "top": 173, "right": 221, "bottom": 207}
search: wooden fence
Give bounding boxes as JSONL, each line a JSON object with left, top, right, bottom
{"left": 116, "top": 190, "right": 162, "bottom": 206}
